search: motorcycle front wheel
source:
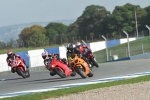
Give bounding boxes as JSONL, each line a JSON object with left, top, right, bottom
{"left": 16, "top": 67, "right": 26, "bottom": 78}
{"left": 76, "top": 66, "right": 87, "bottom": 79}
{"left": 54, "top": 67, "right": 66, "bottom": 78}
{"left": 26, "top": 70, "right": 30, "bottom": 78}
{"left": 90, "top": 58, "right": 99, "bottom": 68}
{"left": 87, "top": 69, "right": 94, "bottom": 77}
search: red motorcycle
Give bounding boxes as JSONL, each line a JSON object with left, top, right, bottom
{"left": 81, "top": 40, "right": 99, "bottom": 68}
{"left": 84, "top": 48, "right": 99, "bottom": 68}
{"left": 11, "top": 56, "right": 30, "bottom": 78}
{"left": 47, "top": 55, "right": 73, "bottom": 78}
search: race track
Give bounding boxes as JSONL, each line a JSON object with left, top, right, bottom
{"left": 0, "top": 59, "right": 150, "bottom": 96}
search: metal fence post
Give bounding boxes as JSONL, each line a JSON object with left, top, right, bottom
{"left": 123, "top": 31, "right": 130, "bottom": 57}
{"left": 145, "top": 25, "right": 150, "bottom": 36}
{"left": 141, "top": 44, "right": 144, "bottom": 54}
{"left": 102, "top": 35, "right": 109, "bottom": 61}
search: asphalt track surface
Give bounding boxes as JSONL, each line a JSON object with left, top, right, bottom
{"left": 0, "top": 59, "right": 150, "bottom": 95}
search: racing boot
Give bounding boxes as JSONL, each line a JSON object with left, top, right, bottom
{"left": 50, "top": 70, "right": 56, "bottom": 76}
{"left": 11, "top": 67, "right": 15, "bottom": 73}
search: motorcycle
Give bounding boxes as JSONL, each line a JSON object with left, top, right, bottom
{"left": 81, "top": 40, "right": 99, "bottom": 68}
{"left": 11, "top": 56, "right": 30, "bottom": 78}
{"left": 47, "top": 55, "right": 73, "bottom": 78}
{"left": 69, "top": 54, "right": 93, "bottom": 79}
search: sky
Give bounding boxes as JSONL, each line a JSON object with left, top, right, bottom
{"left": 0, "top": 0, "right": 149, "bottom": 27}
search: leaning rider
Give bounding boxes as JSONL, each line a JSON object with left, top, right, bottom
{"left": 75, "top": 42, "right": 91, "bottom": 58}
{"left": 6, "top": 50, "right": 28, "bottom": 73}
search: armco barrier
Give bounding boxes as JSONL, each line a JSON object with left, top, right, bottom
{"left": 107, "top": 39, "right": 120, "bottom": 48}
{"left": 0, "top": 54, "right": 10, "bottom": 72}
{"left": 89, "top": 41, "right": 106, "bottom": 52}
{"left": 16, "top": 51, "right": 29, "bottom": 67}
{"left": 130, "top": 52, "right": 150, "bottom": 60}
{"left": 28, "top": 49, "right": 45, "bottom": 68}
{"left": 107, "top": 57, "right": 130, "bottom": 62}
{"left": 0, "top": 37, "right": 139, "bottom": 73}
{"left": 59, "top": 46, "right": 67, "bottom": 58}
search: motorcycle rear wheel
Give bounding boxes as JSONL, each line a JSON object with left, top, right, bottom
{"left": 70, "top": 68, "right": 76, "bottom": 76}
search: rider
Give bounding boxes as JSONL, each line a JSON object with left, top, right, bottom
{"left": 41, "top": 51, "right": 67, "bottom": 76}
{"left": 75, "top": 42, "right": 92, "bottom": 68}
{"left": 6, "top": 50, "right": 28, "bottom": 73}
{"left": 42, "top": 51, "right": 56, "bottom": 76}
{"left": 66, "top": 43, "right": 87, "bottom": 59}
{"left": 66, "top": 43, "right": 75, "bottom": 60}
{"left": 75, "top": 42, "right": 91, "bottom": 57}
{"left": 66, "top": 43, "right": 86, "bottom": 66}
{"left": 41, "top": 51, "right": 53, "bottom": 69}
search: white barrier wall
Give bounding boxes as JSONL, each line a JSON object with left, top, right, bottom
{"left": 0, "top": 37, "right": 138, "bottom": 73}
{"left": 120, "top": 38, "right": 136, "bottom": 44}
{"left": 90, "top": 41, "right": 106, "bottom": 52}
{"left": 28, "top": 49, "right": 45, "bottom": 68}
{"left": 0, "top": 54, "right": 10, "bottom": 72}
{"left": 59, "top": 46, "right": 67, "bottom": 59}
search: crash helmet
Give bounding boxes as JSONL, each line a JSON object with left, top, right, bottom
{"left": 76, "top": 42, "right": 81, "bottom": 46}
{"left": 48, "top": 53, "right": 54, "bottom": 58}
{"left": 7, "top": 50, "right": 13, "bottom": 57}
{"left": 67, "top": 43, "right": 73, "bottom": 51}
{"left": 42, "top": 51, "right": 48, "bottom": 59}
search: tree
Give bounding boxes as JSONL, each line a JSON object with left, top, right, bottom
{"left": 6, "top": 38, "right": 16, "bottom": 48}
{"left": 141, "top": 6, "right": 150, "bottom": 31}
{"left": 68, "top": 5, "right": 110, "bottom": 41}
{"left": 45, "top": 22, "right": 68, "bottom": 44}
{"left": 0, "top": 41, "right": 6, "bottom": 49}
{"left": 108, "top": 3, "right": 146, "bottom": 38}
{"left": 19, "top": 25, "right": 46, "bottom": 47}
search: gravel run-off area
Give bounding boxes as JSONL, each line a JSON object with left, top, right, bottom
{"left": 44, "top": 81, "right": 150, "bottom": 100}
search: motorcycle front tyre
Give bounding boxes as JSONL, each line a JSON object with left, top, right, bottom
{"left": 26, "top": 70, "right": 30, "bottom": 78}
{"left": 87, "top": 69, "right": 94, "bottom": 77}
{"left": 90, "top": 58, "right": 99, "bottom": 68}
{"left": 76, "top": 66, "right": 87, "bottom": 79}
{"left": 54, "top": 67, "right": 66, "bottom": 78}
{"left": 16, "top": 67, "right": 26, "bottom": 78}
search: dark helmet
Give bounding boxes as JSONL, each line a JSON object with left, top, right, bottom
{"left": 7, "top": 50, "right": 13, "bottom": 57}
{"left": 67, "top": 43, "right": 73, "bottom": 51}
{"left": 74, "top": 46, "right": 80, "bottom": 54}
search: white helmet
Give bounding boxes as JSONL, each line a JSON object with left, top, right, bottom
{"left": 76, "top": 42, "right": 81, "bottom": 46}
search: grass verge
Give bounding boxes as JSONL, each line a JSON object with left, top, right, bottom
{"left": 1, "top": 74, "right": 150, "bottom": 100}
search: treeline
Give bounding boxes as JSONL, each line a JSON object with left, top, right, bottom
{"left": 0, "top": 3, "right": 150, "bottom": 49}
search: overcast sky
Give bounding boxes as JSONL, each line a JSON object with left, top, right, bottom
{"left": 0, "top": 0, "right": 149, "bottom": 27}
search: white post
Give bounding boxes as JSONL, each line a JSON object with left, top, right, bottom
{"left": 141, "top": 44, "right": 144, "bottom": 54}
{"left": 145, "top": 25, "right": 150, "bottom": 36}
{"left": 102, "top": 35, "right": 109, "bottom": 61}
{"left": 135, "top": 11, "right": 138, "bottom": 38}
{"left": 123, "top": 31, "right": 130, "bottom": 57}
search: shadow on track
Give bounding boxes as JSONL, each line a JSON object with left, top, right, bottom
{"left": 16, "top": 77, "right": 83, "bottom": 86}
{"left": 4, "top": 77, "right": 23, "bottom": 81}
{"left": 28, "top": 77, "right": 83, "bottom": 84}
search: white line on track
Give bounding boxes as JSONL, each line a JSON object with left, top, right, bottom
{"left": 0, "top": 71, "right": 150, "bottom": 99}
{"left": 0, "top": 79, "right": 5, "bottom": 81}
